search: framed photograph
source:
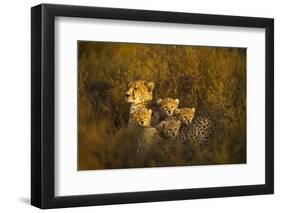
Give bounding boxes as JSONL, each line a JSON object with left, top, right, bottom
{"left": 31, "top": 4, "right": 274, "bottom": 209}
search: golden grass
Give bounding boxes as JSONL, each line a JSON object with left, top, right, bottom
{"left": 78, "top": 42, "right": 246, "bottom": 170}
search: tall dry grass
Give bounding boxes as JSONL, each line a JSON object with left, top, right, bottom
{"left": 78, "top": 42, "right": 246, "bottom": 170}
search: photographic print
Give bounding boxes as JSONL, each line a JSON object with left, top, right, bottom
{"left": 78, "top": 41, "right": 246, "bottom": 170}
{"left": 31, "top": 5, "right": 274, "bottom": 208}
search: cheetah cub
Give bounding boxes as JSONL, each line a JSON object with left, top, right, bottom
{"left": 179, "top": 116, "right": 213, "bottom": 144}
{"left": 129, "top": 107, "right": 152, "bottom": 127}
{"left": 129, "top": 107, "right": 160, "bottom": 151}
{"left": 175, "top": 107, "right": 196, "bottom": 125}
{"left": 157, "top": 98, "right": 180, "bottom": 121}
{"left": 159, "top": 116, "right": 213, "bottom": 144}
{"left": 159, "top": 120, "right": 181, "bottom": 140}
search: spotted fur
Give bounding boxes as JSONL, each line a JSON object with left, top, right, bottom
{"left": 159, "top": 116, "right": 213, "bottom": 144}
{"left": 179, "top": 116, "right": 213, "bottom": 144}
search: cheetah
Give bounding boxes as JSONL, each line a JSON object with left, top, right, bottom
{"left": 175, "top": 107, "right": 196, "bottom": 125}
{"left": 128, "top": 106, "right": 160, "bottom": 152}
{"left": 125, "top": 80, "right": 155, "bottom": 122}
{"left": 157, "top": 98, "right": 180, "bottom": 118}
{"left": 158, "top": 120, "right": 182, "bottom": 140}
{"left": 179, "top": 116, "right": 213, "bottom": 144}
{"left": 159, "top": 116, "right": 213, "bottom": 144}
{"left": 129, "top": 107, "right": 152, "bottom": 127}
{"left": 125, "top": 80, "right": 154, "bottom": 109}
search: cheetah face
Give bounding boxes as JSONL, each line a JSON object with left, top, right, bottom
{"left": 125, "top": 80, "right": 154, "bottom": 104}
{"left": 176, "top": 107, "right": 196, "bottom": 125}
{"left": 160, "top": 120, "right": 181, "bottom": 139}
{"left": 157, "top": 98, "right": 180, "bottom": 117}
{"left": 131, "top": 108, "right": 152, "bottom": 127}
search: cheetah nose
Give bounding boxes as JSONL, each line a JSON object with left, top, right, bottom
{"left": 168, "top": 111, "right": 171, "bottom": 114}
{"left": 125, "top": 94, "right": 130, "bottom": 98}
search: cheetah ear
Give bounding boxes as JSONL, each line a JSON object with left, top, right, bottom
{"left": 175, "top": 98, "right": 180, "bottom": 104}
{"left": 145, "top": 81, "right": 155, "bottom": 93}
{"left": 174, "top": 109, "right": 181, "bottom": 114}
{"left": 148, "top": 109, "right": 152, "bottom": 115}
{"left": 128, "top": 81, "right": 133, "bottom": 88}
{"left": 177, "top": 120, "right": 182, "bottom": 125}
{"left": 161, "top": 121, "right": 167, "bottom": 128}
{"left": 157, "top": 98, "right": 163, "bottom": 105}
{"left": 191, "top": 107, "right": 195, "bottom": 112}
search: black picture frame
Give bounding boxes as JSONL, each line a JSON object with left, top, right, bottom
{"left": 31, "top": 3, "right": 274, "bottom": 209}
